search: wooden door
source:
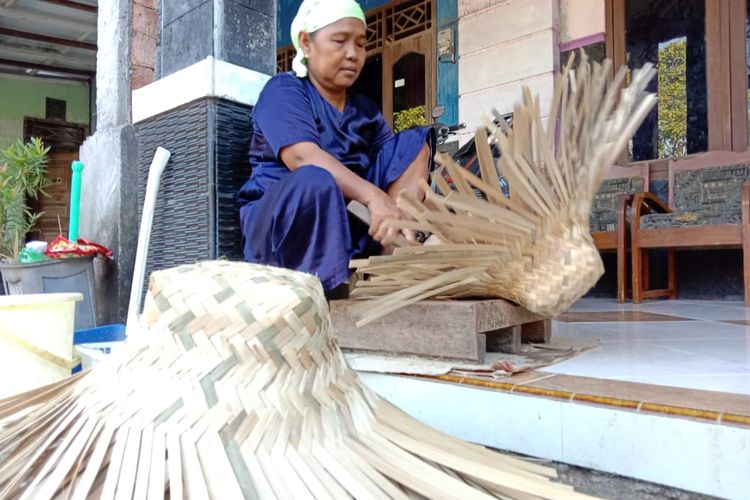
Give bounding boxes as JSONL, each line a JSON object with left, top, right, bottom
{"left": 29, "top": 151, "right": 76, "bottom": 242}
{"left": 383, "top": 30, "right": 435, "bottom": 127}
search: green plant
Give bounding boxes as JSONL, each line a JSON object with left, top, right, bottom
{"left": 393, "top": 105, "right": 426, "bottom": 133}
{"left": 657, "top": 38, "right": 688, "bottom": 159}
{"left": 0, "top": 137, "right": 49, "bottom": 261}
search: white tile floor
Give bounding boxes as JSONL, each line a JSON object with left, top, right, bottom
{"left": 547, "top": 299, "right": 750, "bottom": 395}
{"left": 360, "top": 300, "right": 750, "bottom": 499}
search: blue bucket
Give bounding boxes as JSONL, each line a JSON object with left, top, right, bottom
{"left": 72, "top": 324, "right": 126, "bottom": 373}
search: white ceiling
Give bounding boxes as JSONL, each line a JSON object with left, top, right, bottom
{"left": 0, "top": 0, "right": 97, "bottom": 80}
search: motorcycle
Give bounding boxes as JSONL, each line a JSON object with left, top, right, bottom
{"left": 430, "top": 106, "right": 512, "bottom": 199}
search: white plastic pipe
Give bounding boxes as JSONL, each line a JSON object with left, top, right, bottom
{"left": 126, "top": 147, "right": 171, "bottom": 335}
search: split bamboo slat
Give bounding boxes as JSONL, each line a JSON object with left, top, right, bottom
{"left": 350, "top": 54, "right": 657, "bottom": 326}
{"left": 0, "top": 261, "right": 598, "bottom": 499}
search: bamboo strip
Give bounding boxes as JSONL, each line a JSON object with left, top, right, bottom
{"left": 350, "top": 56, "right": 656, "bottom": 320}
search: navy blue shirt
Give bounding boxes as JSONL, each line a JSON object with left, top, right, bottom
{"left": 238, "top": 72, "right": 393, "bottom": 204}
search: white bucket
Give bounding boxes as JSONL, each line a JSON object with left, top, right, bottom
{"left": 0, "top": 293, "right": 82, "bottom": 398}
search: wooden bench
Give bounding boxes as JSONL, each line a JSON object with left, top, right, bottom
{"left": 630, "top": 151, "right": 750, "bottom": 304}
{"left": 590, "top": 163, "right": 649, "bottom": 303}
{"left": 330, "top": 299, "right": 550, "bottom": 363}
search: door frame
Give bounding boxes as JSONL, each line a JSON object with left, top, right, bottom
{"left": 382, "top": 29, "right": 436, "bottom": 126}
{"left": 605, "top": 0, "right": 748, "bottom": 154}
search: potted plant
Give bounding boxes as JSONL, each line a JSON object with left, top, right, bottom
{"left": 0, "top": 137, "right": 49, "bottom": 262}
{"left": 0, "top": 138, "right": 98, "bottom": 330}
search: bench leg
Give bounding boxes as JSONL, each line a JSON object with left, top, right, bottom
{"left": 616, "top": 230, "right": 627, "bottom": 303}
{"left": 642, "top": 251, "right": 651, "bottom": 290}
{"left": 668, "top": 249, "right": 678, "bottom": 299}
{"left": 632, "top": 241, "right": 644, "bottom": 303}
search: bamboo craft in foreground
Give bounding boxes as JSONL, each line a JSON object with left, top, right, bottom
{"left": 349, "top": 56, "right": 657, "bottom": 326}
{"left": 0, "top": 261, "right": 596, "bottom": 499}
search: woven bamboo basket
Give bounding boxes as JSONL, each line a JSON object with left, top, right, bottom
{"left": 349, "top": 55, "right": 657, "bottom": 325}
{"left": 0, "top": 261, "right": 595, "bottom": 499}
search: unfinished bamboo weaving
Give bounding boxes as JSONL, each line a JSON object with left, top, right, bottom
{"left": 350, "top": 56, "right": 657, "bottom": 325}
{"left": 0, "top": 261, "right": 594, "bottom": 499}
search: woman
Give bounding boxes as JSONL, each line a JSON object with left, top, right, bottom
{"left": 237, "top": 0, "right": 435, "bottom": 295}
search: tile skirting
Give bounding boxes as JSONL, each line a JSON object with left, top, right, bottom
{"left": 427, "top": 372, "right": 750, "bottom": 426}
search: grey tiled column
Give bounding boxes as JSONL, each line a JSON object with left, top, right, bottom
{"left": 159, "top": 0, "right": 276, "bottom": 78}
{"left": 128, "top": 1, "right": 275, "bottom": 311}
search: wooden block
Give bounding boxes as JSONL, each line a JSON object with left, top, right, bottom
{"left": 330, "top": 299, "right": 548, "bottom": 362}
{"left": 331, "top": 300, "right": 486, "bottom": 361}
{"left": 473, "top": 301, "right": 546, "bottom": 333}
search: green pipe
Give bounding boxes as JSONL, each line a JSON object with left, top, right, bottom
{"left": 69, "top": 160, "right": 84, "bottom": 241}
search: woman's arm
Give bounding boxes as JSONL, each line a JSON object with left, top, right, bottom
{"left": 281, "top": 141, "right": 378, "bottom": 204}
{"left": 280, "top": 141, "right": 411, "bottom": 244}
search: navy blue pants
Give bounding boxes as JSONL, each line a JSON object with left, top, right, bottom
{"left": 240, "top": 128, "right": 433, "bottom": 290}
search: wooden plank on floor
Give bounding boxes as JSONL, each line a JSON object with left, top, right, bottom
{"left": 331, "top": 300, "right": 485, "bottom": 361}
{"left": 331, "top": 299, "right": 549, "bottom": 362}
{"left": 473, "top": 300, "right": 546, "bottom": 332}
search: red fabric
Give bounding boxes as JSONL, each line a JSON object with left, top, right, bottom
{"left": 45, "top": 235, "right": 113, "bottom": 259}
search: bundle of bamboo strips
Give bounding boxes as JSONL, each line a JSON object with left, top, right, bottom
{"left": 350, "top": 54, "right": 657, "bottom": 326}
{"left": 0, "top": 261, "right": 596, "bottom": 499}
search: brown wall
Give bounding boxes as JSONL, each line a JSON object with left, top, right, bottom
{"left": 131, "top": 0, "right": 158, "bottom": 90}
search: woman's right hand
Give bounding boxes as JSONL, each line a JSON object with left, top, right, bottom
{"left": 365, "top": 190, "right": 414, "bottom": 245}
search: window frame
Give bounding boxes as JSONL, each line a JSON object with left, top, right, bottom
{"left": 605, "top": 0, "right": 749, "bottom": 158}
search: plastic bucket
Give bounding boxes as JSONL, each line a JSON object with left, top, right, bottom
{"left": 0, "top": 293, "right": 82, "bottom": 398}
{"left": 73, "top": 324, "right": 126, "bottom": 372}
{"left": 0, "top": 257, "right": 97, "bottom": 331}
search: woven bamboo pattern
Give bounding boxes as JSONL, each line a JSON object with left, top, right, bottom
{"left": 0, "top": 261, "right": 595, "bottom": 499}
{"left": 350, "top": 56, "right": 657, "bottom": 325}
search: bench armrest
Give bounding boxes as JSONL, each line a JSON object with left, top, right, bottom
{"left": 631, "top": 191, "right": 670, "bottom": 233}
{"left": 615, "top": 193, "right": 634, "bottom": 229}
{"left": 633, "top": 191, "right": 670, "bottom": 214}
{"left": 742, "top": 181, "right": 750, "bottom": 225}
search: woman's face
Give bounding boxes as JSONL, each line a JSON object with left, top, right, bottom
{"left": 300, "top": 18, "right": 366, "bottom": 91}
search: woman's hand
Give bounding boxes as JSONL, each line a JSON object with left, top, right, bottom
{"left": 365, "top": 189, "right": 415, "bottom": 245}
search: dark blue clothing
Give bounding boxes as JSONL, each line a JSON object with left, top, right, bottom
{"left": 238, "top": 72, "right": 434, "bottom": 290}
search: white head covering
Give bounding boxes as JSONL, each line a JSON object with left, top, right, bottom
{"left": 290, "top": 0, "right": 366, "bottom": 77}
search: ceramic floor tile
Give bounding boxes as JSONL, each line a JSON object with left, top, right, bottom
{"left": 648, "top": 338, "right": 750, "bottom": 368}
{"left": 622, "top": 374, "right": 750, "bottom": 395}
{"left": 556, "top": 311, "right": 693, "bottom": 323}
{"left": 546, "top": 300, "right": 750, "bottom": 395}
{"left": 552, "top": 320, "right": 749, "bottom": 342}
{"left": 544, "top": 342, "right": 750, "bottom": 380}
{"left": 569, "top": 298, "right": 750, "bottom": 321}
{"left": 567, "top": 298, "right": 637, "bottom": 312}
{"left": 723, "top": 319, "right": 750, "bottom": 326}
{"left": 630, "top": 301, "right": 750, "bottom": 321}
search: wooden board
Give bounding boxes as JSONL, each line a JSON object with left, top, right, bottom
{"left": 331, "top": 299, "right": 549, "bottom": 363}
{"left": 29, "top": 150, "right": 76, "bottom": 242}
